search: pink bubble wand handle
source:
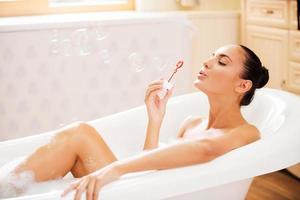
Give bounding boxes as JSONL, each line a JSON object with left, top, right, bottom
{"left": 167, "top": 60, "right": 184, "bottom": 82}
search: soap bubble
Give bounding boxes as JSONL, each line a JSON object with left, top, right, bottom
{"left": 49, "top": 39, "right": 59, "bottom": 55}
{"left": 95, "top": 23, "right": 107, "bottom": 41}
{"left": 161, "top": 58, "right": 174, "bottom": 72}
{"left": 128, "top": 52, "right": 145, "bottom": 73}
{"left": 151, "top": 56, "right": 164, "bottom": 71}
{"left": 49, "top": 30, "right": 60, "bottom": 55}
{"left": 94, "top": 24, "right": 108, "bottom": 54}
{"left": 72, "top": 28, "right": 91, "bottom": 56}
{"left": 61, "top": 38, "right": 72, "bottom": 57}
{"left": 0, "top": 169, "right": 35, "bottom": 198}
{"left": 99, "top": 49, "right": 111, "bottom": 64}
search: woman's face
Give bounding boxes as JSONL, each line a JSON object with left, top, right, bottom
{"left": 194, "top": 45, "right": 247, "bottom": 96}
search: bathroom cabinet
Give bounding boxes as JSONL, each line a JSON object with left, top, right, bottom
{"left": 242, "top": 0, "right": 300, "bottom": 92}
{"left": 245, "top": 25, "right": 288, "bottom": 89}
{"left": 242, "top": 0, "right": 300, "bottom": 178}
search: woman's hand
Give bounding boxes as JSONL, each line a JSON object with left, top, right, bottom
{"left": 144, "top": 79, "right": 173, "bottom": 124}
{"left": 61, "top": 164, "right": 121, "bottom": 200}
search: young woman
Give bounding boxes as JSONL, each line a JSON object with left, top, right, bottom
{"left": 4, "top": 44, "right": 269, "bottom": 200}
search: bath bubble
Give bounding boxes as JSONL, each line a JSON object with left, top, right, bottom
{"left": 99, "top": 49, "right": 111, "bottom": 64}
{"left": 161, "top": 58, "right": 174, "bottom": 72}
{"left": 128, "top": 52, "right": 145, "bottom": 73}
{"left": 49, "top": 39, "right": 60, "bottom": 55}
{"left": 94, "top": 24, "right": 107, "bottom": 55}
{"left": 95, "top": 23, "right": 108, "bottom": 41}
{"left": 49, "top": 30, "right": 60, "bottom": 55}
{"left": 0, "top": 159, "right": 36, "bottom": 198}
{"left": 72, "top": 28, "right": 91, "bottom": 56}
{"left": 151, "top": 56, "right": 164, "bottom": 71}
{"left": 61, "top": 38, "right": 72, "bottom": 57}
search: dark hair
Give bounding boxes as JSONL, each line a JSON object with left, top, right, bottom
{"left": 239, "top": 45, "right": 269, "bottom": 106}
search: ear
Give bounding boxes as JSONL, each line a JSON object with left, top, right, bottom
{"left": 235, "top": 79, "right": 252, "bottom": 94}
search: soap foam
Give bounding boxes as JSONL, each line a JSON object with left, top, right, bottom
{"left": 0, "top": 157, "right": 35, "bottom": 198}
{"left": 0, "top": 157, "right": 76, "bottom": 198}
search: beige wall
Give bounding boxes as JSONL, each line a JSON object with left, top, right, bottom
{"left": 185, "top": 0, "right": 240, "bottom": 11}
{"left": 135, "top": 0, "right": 241, "bottom": 11}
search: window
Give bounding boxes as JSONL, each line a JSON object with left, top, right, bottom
{"left": 0, "top": 0, "right": 134, "bottom": 17}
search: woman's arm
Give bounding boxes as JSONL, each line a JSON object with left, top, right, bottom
{"left": 118, "top": 139, "right": 214, "bottom": 175}
{"left": 143, "top": 80, "right": 173, "bottom": 151}
{"left": 143, "top": 121, "right": 162, "bottom": 150}
{"left": 118, "top": 124, "right": 260, "bottom": 175}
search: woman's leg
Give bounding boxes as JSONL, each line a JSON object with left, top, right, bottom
{"left": 12, "top": 122, "right": 118, "bottom": 181}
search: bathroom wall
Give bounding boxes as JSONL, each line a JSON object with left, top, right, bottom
{"left": 0, "top": 14, "right": 193, "bottom": 141}
{"left": 192, "top": 0, "right": 240, "bottom": 10}
{"left": 0, "top": 11, "right": 240, "bottom": 141}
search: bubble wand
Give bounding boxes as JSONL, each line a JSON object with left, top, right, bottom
{"left": 167, "top": 60, "right": 184, "bottom": 82}
{"left": 157, "top": 60, "right": 184, "bottom": 99}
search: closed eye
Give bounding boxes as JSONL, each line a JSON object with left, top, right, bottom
{"left": 218, "top": 60, "right": 226, "bottom": 66}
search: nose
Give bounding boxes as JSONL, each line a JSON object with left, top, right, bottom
{"left": 202, "top": 57, "right": 212, "bottom": 69}
{"left": 203, "top": 62, "right": 209, "bottom": 69}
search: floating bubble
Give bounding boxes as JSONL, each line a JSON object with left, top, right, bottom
{"left": 128, "top": 52, "right": 145, "bottom": 73}
{"left": 49, "top": 30, "right": 60, "bottom": 55}
{"left": 161, "top": 58, "right": 174, "bottom": 72}
{"left": 51, "top": 29, "right": 59, "bottom": 39}
{"left": 99, "top": 49, "right": 111, "bottom": 64}
{"left": 94, "top": 25, "right": 107, "bottom": 54}
{"left": 151, "top": 56, "right": 164, "bottom": 71}
{"left": 61, "top": 38, "right": 72, "bottom": 57}
{"left": 95, "top": 23, "right": 107, "bottom": 41}
{"left": 72, "top": 29, "right": 91, "bottom": 56}
{"left": 49, "top": 39, "right": 59, "bottom": 55}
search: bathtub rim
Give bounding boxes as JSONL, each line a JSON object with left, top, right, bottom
{"left": 1, "top": 88, "right": 300, "bottom": 199}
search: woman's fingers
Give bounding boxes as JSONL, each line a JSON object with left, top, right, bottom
{"left": 148, "top": 79, "right": 164, "bottom": 87}
{"left": 93, "top": 179, "right": 103, "bottom": 200}
{"left": 145, "top": 85, "right": 162, "bottom": 101}
{"left": 86, "top": 177, "right": 96, "bottom": 200}
{"left": 165, "top": 86, "right": 174, "bottom": 99}
{"left": 61, "top": 181, "right": 80, "bottom": 197}
{"left": 159, "top": 86, "right": 174, "bottom": 103}
{"left": 74, "top": 177, "right": 89, "bottom": 200}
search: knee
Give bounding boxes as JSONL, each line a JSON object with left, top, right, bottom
{"left": 76, "top": 122, "right": 96, "bottom": 133}
{"left": 54, "top": 121, "right": 96, "bottom": 141}
{"left": 48, "top": 122, "right": 95, "bottom": 151}
{"left": 73, "top": 122, "right": 100, "bottom": 140}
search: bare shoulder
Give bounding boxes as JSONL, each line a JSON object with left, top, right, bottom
{"left": 176, "top": 115, "right": 203, "bottom": 138}
{"left": 196, "top": 123, "right": 261, "bottom": 159}
{"left": 232, "top": 123, "right": 261, "bottom": 145}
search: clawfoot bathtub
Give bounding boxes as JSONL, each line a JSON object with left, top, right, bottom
{"left": 1, "top": 88, "right": 300, "bottom": 200}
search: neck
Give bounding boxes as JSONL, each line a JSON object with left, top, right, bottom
{"left": 206, "top": 93, "right": 245, "bottom": 129}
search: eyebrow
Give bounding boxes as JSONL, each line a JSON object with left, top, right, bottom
{"left": 212, "top": 52, "right": 232, "bottom": 62}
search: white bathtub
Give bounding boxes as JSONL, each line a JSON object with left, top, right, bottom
{"left": 1, "top": 88, "right": 300, "bottom": 200}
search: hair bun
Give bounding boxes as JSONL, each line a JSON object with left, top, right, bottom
{"left": 257, "top": 66, "right": 269, "bottom": 88}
